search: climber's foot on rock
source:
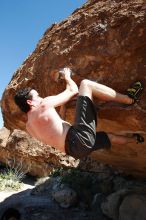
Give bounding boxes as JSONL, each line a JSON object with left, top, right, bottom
{"left": 127, "top": 81, "right": 143, "bottom": 104}
{"left": 133, "top": 133, "right": 145, "bottom": 144}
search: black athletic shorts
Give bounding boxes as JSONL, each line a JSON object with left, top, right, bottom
{"left": 65, "top": 96, "right": 111, "bottom": 159}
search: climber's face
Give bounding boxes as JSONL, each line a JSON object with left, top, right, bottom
{"left": 27, "top": 89, "right": 42, "bottom": 107}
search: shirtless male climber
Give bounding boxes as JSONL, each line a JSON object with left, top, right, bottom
{"left": 14, "top": 68, "right": 144, "bottom": 159}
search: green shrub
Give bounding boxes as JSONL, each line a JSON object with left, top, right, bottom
{"left": 0, "top": 168, "right": 25, "bottom": 191}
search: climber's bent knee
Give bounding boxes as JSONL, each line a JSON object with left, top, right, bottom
{"left": 78, "top": 80, "right": 92, "bottom": 100}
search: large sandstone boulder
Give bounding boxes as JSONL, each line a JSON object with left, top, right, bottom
{"left": 1, "top": 0, "right": 146, "bottom": 177}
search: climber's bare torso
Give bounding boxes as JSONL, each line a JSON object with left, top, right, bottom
{"left": 25, "top": 68, "right": 78, "bottom": 153}
{"left": 26, "top": 100, "right": 71, "bottom": 153}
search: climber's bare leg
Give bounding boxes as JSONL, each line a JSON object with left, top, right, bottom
{"left": 107, "top": 133, "right": 137, "bottom": 145}
{"left": 79, "top": 79, "right": 133, "bottom": 104}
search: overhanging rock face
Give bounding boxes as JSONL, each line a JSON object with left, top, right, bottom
{"left": 1, "top": 0, "right": 146, "bottom": 178}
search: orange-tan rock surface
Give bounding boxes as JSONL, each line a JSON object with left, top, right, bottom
{"left": 1, "top": 0, "right": 146, "bottom": 178}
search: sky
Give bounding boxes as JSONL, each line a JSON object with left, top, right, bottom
{"left": 0, "top": 0, "right": 87, "bottom": 128}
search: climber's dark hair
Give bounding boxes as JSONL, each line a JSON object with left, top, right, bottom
{"left": 14, "top": 87, "right": 32, "bottom": 113}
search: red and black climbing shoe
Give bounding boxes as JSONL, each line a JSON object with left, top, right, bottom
{"left": 133, "top": 133, "right": 144, "bottom": 144}
{"left": 127, "top": 81, "right": 143, "bottom": 104}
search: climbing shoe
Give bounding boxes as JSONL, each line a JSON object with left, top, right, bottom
{"left": 127, "top": 81, "right": 143, "bottom": 104}
{"left": 133, "top": 133, "right": 144, "bottom": 144}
